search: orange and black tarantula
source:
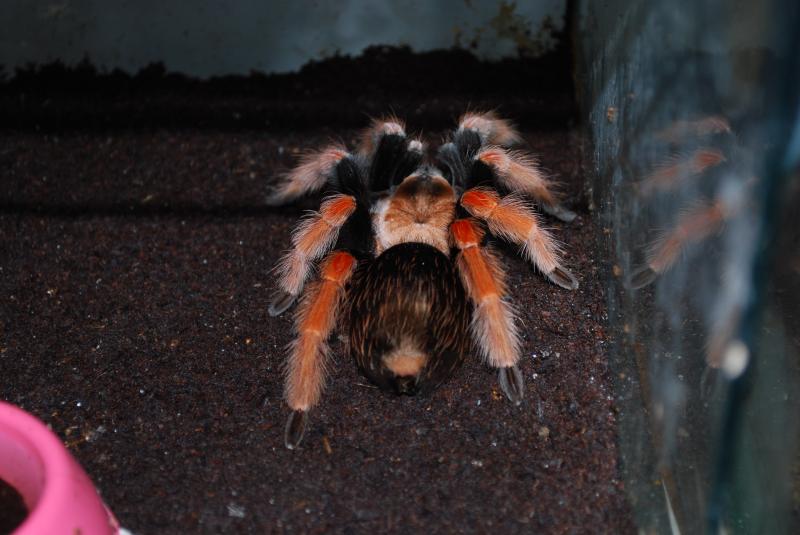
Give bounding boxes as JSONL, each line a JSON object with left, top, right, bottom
{"left": 267, "top": 112, "right": 579, "bottom": 449}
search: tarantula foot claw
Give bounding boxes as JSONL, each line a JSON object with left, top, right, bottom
{"left": 269, "top": 290, "right": 297, "bottom": 316}
{"left": 284, "top": 410, "right": 308, "bottom": 450}
{"left": 547, "top": 266, "right": 579, "bottom": 290}
{"left": 264, "top": 188, "right": 287, "bottom": 207}
{"left": 628, "top": 265, "right": 658, "bottom": 290}
{"left": 542, "top": 203, "right": 577, "bottom": 223}
{"left": 498, "top": 366, "right": 524, "bottom": 405}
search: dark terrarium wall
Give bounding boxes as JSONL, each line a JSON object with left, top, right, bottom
{"left": 576, "top": 0, "right": 800, "bottom": 533}
{"left": 1, "top": 0, "right": 566, "bottom": 76}
{"left": 0, "top": 25, "right": 638, "bottom": 535}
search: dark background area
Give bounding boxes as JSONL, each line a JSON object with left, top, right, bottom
{"left": 0, "top": 45, "right": 574, "bottom": 132}
{"left": 0, "top": 43, "right": 635, "bottom": 533}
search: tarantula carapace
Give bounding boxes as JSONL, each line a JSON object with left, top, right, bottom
{"left": 267, "top": 112, "right": 579, "bottom": 449}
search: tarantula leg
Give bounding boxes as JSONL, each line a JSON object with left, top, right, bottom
{"left": 498, "top": 366, "right": 525, "bottom": 404}
{"left": 266, "top": 144, "right": 349, "bottom": 206}
{"left": 475, "top": 146, "right": 576, "bottom": 223}
{"left": 268, "top": 291, "right": 297, "bottom": 317}
{"left": 450, "top": 219, "right": 524, "bottom": 403}
{"left": 284, "top": 410, "right": 308, "bottom": 450}
{"left": 458, "top": 111, "right": 522, "bottom": 146}
{"left": 638, "top": 147, "right": 726, "bottom": 198}
{"left": 460, "top": 188, "right": 579, "bottom": 290}
{"left": 706, "top": 307, "right": 742, "bottom": 368}
{"left": 283, "top": 251, "right": 356, "bottom": 449}
{"left": 539, "top": 202, "right": 578, "bottom": 223}
{"left": 654, "top": 115, "right": 731, "bottom": 143}
{"left": 628, "top": 265, "right": 659, "bottom": 290}
{"left": 269, "top": 194, "right": 357, "bottom": 316}
{"left": 628, "top": 200, "right": 726, "bottom": 289}
{"left": 358, "top": 116, "right": 406, "bottom": 154}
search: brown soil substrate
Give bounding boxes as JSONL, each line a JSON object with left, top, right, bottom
{"left": 0, "top": 48, "right": 634, "bottom": 533}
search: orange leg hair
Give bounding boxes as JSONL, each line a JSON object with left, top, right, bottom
{"left": 475, "top": 146, "right": 576, "bottom": 222}
{"left": 460, "top": 188, "right": 578, "bottom": 290}
{"left": 450, "top": 219, "right": 524, "bottom": 403}
{"left": 654, "top": 115, "right": 731, "bottom": 143}
{"left": 638, "top": 147, "right": 726, "bottom": 198}
{"left": 266, "top": 144, "right": 349, "bottom": 205}
{"left": 269, "top": 194, "right": 357, "bottom": 316}
{"left": 284, "top": 251, "right": 356, "bottom": 448}
{"left": 629, "top": 201, "right": 726, "bottom": 289}
{"left": 458, "top": 111, "right": 522, "bottom": 146}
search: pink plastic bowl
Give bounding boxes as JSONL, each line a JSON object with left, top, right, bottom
{"left": 0, "top": 401, "right": 119, "bottom": 535}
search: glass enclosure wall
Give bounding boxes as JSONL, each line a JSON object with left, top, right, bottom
{"left": 576, "top": 0, "right": 800, "bottom": 532}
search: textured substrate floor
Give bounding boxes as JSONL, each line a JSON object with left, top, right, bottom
{"left": 0, "top": 49, "right": 634, "bottom": 534}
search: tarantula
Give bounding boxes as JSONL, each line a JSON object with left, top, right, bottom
{"left": 267, "top": 112, "right": 579, "bottom": 449}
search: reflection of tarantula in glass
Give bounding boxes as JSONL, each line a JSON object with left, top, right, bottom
{"left": 267, "top": 112, "right": 579, "bottom": 448}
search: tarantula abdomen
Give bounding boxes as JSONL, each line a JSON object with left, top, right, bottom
{"left": 348, "top": 242, "right": 472, "bottom": 395}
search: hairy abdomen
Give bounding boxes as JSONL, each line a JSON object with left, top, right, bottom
{"left": 348, "top": 243, "right": 471, "bottom": 394}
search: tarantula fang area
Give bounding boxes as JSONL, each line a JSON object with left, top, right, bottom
{"left": 267, "top": 112, "right": 579, "bottom": 449}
